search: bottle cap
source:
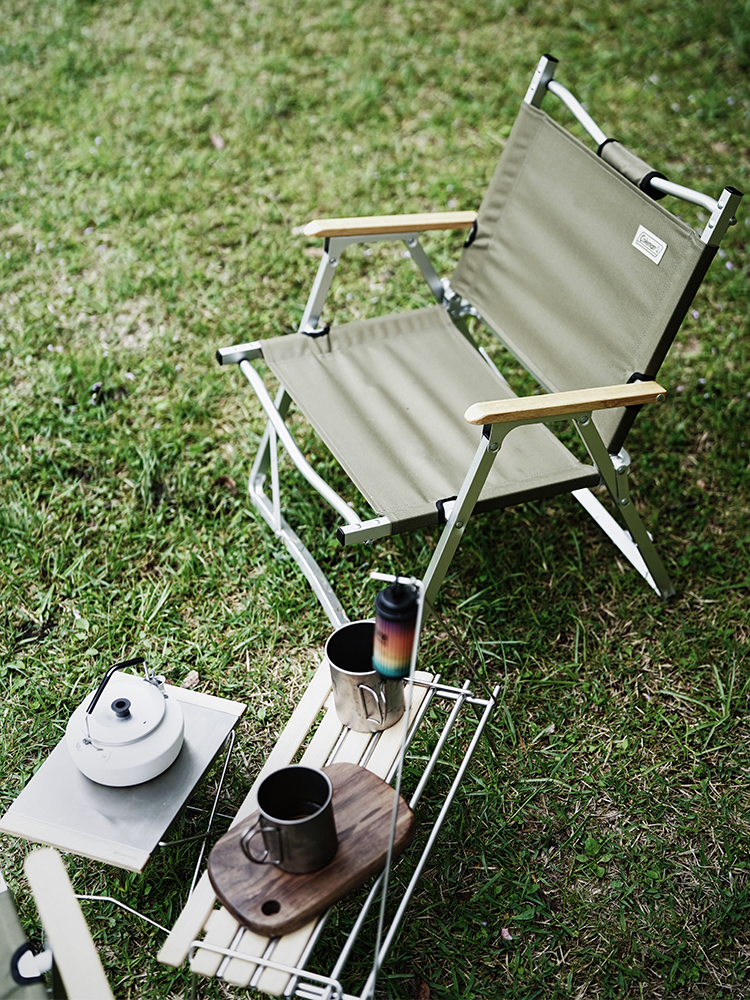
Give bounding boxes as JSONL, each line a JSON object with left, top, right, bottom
{"left": 374, "top": 582, "right": 418, "bottom": 622}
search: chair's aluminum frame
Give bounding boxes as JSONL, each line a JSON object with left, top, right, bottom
{"left": 527, "top": 55, "right": 742, "bottom": 247}
{"left": 217, "top": 56, "right": 741, "bottom": 620}
{"left": 218, "top": 230, "right": 447, "bottom": 627}
{"left": 522, "top": 55, "right": 740, "bottom": 599}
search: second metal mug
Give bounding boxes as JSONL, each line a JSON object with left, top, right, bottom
{"left": 326, "top": 620, "right": 405, "bottom": 733}
{"left": 241, "top": 765, "right": 338, "bottom": 874}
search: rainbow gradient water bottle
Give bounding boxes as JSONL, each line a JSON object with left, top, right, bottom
{"left": 372, "top": 580, "right": 418, "bottom": 678}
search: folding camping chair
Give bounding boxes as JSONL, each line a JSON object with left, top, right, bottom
{"left": 217, "top": 54, "right": 742, "bottom": 626}
{"left": 3, "top": 849, "right": 114, "bottom": 1000}
{"left": 1, "top": 867, "right": 48, "bottom": 1000}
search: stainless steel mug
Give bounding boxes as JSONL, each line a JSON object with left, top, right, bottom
{"left": 325, "top": 620, "right": 405, "bottom": 733}
{"left": 241, "top": 765, "right": 337, "bottom": 874}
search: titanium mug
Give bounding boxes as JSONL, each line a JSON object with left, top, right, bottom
{"left": 325, "top": 620, "right": 405, "bottom": 733}
{"left": 241, "top": 765, "right": 338, "bottom": 874}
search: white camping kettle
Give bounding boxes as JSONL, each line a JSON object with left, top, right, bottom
{"left": 65, "top": 657, "right": 185, "bottom": 786}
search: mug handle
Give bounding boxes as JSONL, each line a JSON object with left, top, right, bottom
{"left": 241, "top": 817, "right": 281, "bottom": 865}
{"left": 358, "top": 682, "right": 385, "bottom": 726}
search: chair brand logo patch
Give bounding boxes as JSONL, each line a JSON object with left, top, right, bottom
{"left": 632, "top": 225, "right": 667, "bottom": 264}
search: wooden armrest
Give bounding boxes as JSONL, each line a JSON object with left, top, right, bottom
{"left": 303, "top": 211, "right": 477, "bottom": 238}
{"left": 24, "top": 848, "right": 114, "bottom": 1000}
{"left": 464, "top": 381, "right": 666, "bottom": 425}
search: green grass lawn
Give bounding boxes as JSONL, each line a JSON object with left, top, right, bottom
{"left": 1, "top": 0, "right": 749, "bottom": 997}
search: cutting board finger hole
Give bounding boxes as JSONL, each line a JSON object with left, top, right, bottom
{"left": 208, "top": 762, "right": 416, "bottom": 936}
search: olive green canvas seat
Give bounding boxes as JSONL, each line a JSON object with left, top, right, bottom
{"left": 260, "top": 305, "right": 599, "bottom": 534}
{"left": 217, "top": 55, "right": 742, "bottom": 625}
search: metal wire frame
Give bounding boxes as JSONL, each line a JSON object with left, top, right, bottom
{"left": 187, "top": 676, "right": 498, "bottom": 999}
{"left": 75, "top": 729, "right": 238, "bottom": 932}
{"left": 158, "top": 728, "right": 238, "bottom": 899}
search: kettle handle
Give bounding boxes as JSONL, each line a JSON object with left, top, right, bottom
{"left": 85, "top": 657, "right": 146, "bottom": 718}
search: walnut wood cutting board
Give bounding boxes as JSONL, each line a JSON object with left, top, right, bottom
{"left": 208, "top": 762, "right": 416, "bottom": 935}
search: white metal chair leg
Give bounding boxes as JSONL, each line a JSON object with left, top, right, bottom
{"left": 572, "top": 487, "right": 664, "bottom": 596}
{"left": 249, "top": 472, "right": 349, "bottom": 628}
{"left": 574, "top": 417, "right": 675, "bottom": 599}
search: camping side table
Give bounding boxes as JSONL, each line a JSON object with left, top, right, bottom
{"left": 159, "top": 658, "right": 497, "bottom": 999}
{"left": 0, "top": 687, "right": 245, "bottom": 873}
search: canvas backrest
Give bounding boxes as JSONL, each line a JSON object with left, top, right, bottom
{"left": 451, "top": 100, "right": 716, "bottom": 453}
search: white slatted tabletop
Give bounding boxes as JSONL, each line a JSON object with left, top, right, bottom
{"left": 158, "top": 658, "right": 436, "bottom": 996}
